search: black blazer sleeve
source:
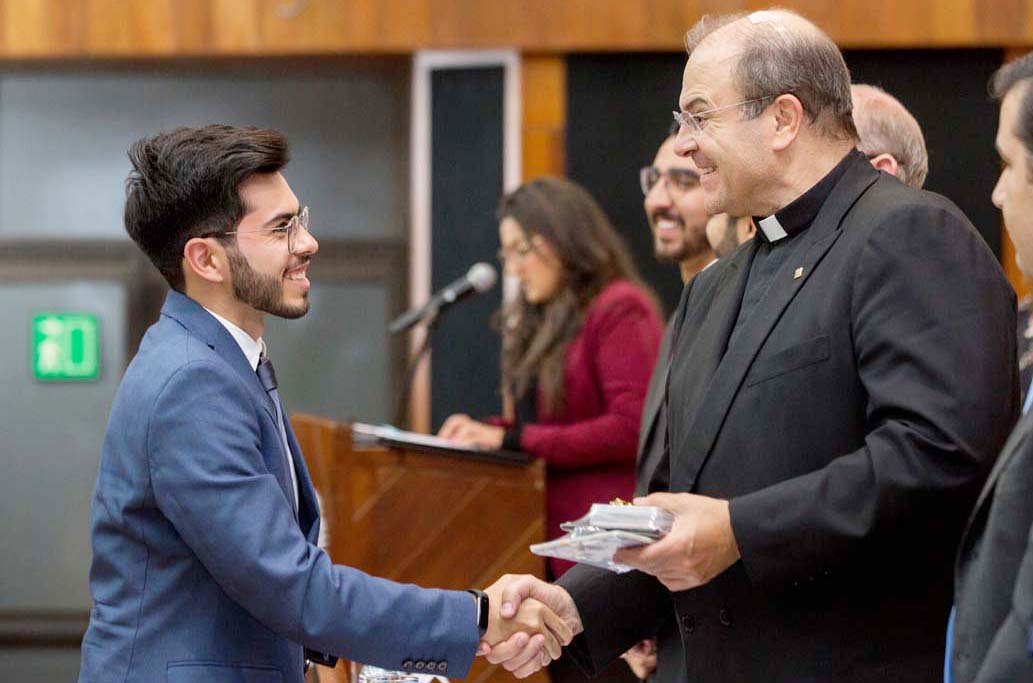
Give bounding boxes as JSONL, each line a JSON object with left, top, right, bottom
{"left": 729, "top": 198, "right": 1019, "bottom": 587}
{"left": 557, "top": 563, "right": 670, "bottom": 676}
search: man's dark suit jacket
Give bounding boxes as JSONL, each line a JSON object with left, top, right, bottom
{"left": 636, "top": 319, "right": 674, "bottom": 498}
{"left": 952, "top": 409, "right": 1033, "bottom": 681}
{"left": 559, "top": 155, "right": 1018, "bottom": 683}
{"left": 635, "top": 318, "right": 684, "bottom": 683}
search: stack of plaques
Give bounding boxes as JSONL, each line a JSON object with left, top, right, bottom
{"left": 530, "top": 504, "right": 674, "bottom": 573}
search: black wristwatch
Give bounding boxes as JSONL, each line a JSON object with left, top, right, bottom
{"left": 467, "top": 589, "right": 489, "bottom": 638}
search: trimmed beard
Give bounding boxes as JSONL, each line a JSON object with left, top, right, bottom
{"left": 653, "top": 225, "right": 710, "bottom": 263}
{"left": 226, "top": 244, "right": 310, "bottom": 319}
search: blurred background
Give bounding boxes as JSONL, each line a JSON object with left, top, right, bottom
{"left": 0, "top": 1, "right": 1029, "bottom": 678}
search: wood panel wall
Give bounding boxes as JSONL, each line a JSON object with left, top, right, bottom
{"left": 521, "top": 55, "right": 566, "bottom": 180}
{"left": 4, "top": 0, "right": 1033, "bottom": 58}
{"left": 0, "top": 2, "right": 1026, "bottom": 311}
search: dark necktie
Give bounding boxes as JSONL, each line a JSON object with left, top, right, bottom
{"left": 257, "top": 355, "right": 298, "bottom": 515}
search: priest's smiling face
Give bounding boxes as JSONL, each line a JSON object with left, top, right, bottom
{"left": 673, "top": 31, "right": 780, "bottom": 218}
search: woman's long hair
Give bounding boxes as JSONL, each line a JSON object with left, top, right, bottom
{"left": 499, "top": 177, "right": 650, "bottom": 415}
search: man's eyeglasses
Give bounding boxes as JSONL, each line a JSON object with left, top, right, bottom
{"left": 218, "top": 206, "right": 310, "bottom": 254}
{"left": 640, "top": 166, "right": 700, "bottom": 196}
{"left": 672, "top": 95, "right": 778, "bottom": 137}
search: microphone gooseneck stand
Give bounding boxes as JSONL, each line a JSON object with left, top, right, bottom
{"left": 392, "top": 307, "right": 441, "bottom": 429}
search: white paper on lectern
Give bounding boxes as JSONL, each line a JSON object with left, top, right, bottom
{"left": 352, "top": 422, "right": 486, "bottom": 453}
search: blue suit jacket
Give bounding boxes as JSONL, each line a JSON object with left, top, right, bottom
{"left": 79, "top": 290, "right": 478, "bottom": 683}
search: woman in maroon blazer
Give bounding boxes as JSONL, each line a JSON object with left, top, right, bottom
{"left": 439, "top": 176, "right": 663, "bottom": 580}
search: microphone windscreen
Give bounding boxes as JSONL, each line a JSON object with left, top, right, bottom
{"left": 467, "top": 262, "right": 498, "bottom": 293}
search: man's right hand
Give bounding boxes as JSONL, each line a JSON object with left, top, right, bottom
{"left": 479, "top": 575, "right": 583, "bottom": 678}
{"left": 621, "top": 639, "right": 657, "bottom": 680}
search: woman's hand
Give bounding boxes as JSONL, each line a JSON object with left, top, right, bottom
{"left": 438, "top": 414, "right": 505, "bottom": 449}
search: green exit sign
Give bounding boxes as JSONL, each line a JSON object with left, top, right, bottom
{"left": 32, "top": 313, "right": 101, "bottom": 382}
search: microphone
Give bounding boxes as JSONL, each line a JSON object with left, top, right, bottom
{"left": 389, "top": 262, "right": 497, "bottom": 334}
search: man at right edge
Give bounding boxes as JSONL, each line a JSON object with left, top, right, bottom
{"left": 947, "top": 52, "right": 1033, "bottom": 683}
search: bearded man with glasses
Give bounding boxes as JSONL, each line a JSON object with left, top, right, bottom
{"left": 639, "top": 125, "right": 715, "bottom": 283}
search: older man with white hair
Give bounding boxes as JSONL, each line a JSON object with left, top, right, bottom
{"left": 484, "top": 9, "right": 1016, "bottom": 683}
{"left": 851, "top": 83, "right": 929, "bottom": 188}
{"left": 948, "top": 51, "right": 1033, "bottom": 683}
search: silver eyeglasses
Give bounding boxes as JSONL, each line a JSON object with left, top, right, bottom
{"left": 673, "top": 95, "right": 778, "bottom": 136}
{"left": 220, "top": 206, "right": 310, "bottom": 254}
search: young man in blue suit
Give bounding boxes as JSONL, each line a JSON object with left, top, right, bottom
{"left": 78, "top": 125, "right": 574, "bottom": 683}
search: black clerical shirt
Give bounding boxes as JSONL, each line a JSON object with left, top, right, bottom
{"left": 660, "top": 149, "right": 862, "bottom": 486}
{"left": 727, "top": 149, "right": 861, "bottom": 348}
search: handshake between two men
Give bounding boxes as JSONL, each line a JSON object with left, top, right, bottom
{"left": 479, "top": 492, "right": 740, "bottom": 678}
{"left": 479, "top": 574, "right": 583, "bottom": 679}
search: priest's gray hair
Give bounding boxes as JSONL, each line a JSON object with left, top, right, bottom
{"left": 684, "top": 9, "right": 858, "bottom": 142}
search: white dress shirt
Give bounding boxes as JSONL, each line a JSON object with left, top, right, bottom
{"left": 204, "top": 307, "right": 300, "bottom": 510}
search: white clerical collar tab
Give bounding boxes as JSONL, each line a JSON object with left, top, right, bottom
{"left": 758, "top": 215, "right": 788, "bottom": 242}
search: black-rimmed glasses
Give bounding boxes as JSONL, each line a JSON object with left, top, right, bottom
{"left": 640, "top": 166, "right": 700, "bottom": 196}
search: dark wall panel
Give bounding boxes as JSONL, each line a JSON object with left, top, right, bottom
{"left": 843, "top": 48, "right": 1003, "bottom": 254}
{"left": 567, "top": 53, "right": 700, "bottom": 314}
{"left": 430, "top": 67, "right": 504, "bottom": 428}
{"left": 567, "top": 50, "right": 1004, "bottom": 316}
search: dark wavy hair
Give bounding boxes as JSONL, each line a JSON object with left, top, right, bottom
{"left": 498, "top": 177, "right": 653, "bottom": 414}
{"left": 124, "top": 124, "right": 289, "bottom": 291}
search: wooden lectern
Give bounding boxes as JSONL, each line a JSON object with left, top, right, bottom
{"left": 291, "top": 413, "right": 549, "bottom": 683}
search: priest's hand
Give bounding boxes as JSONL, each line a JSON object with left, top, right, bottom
{"left": 614, "top": 492, "right": 740, "bottom": 592}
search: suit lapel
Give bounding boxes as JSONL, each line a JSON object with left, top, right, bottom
{"left": 162, "top": 291, "right": 268, "bottom": 400}
{"left": 637, "top": 323, "right": 674, "bottom": 458}
{"left": 671, "top": 159, "right": 879, "bottom": 491}
{"left": 161, "top": 290, "right": 302, "bottom": 523}
{"left": 672, "top": 249, "right": 748, "bottom": 378}
{"left": 283, "top": 413, "right": 321, "bottom": 540}
{"left": 961, "top": 410, "right": 1033, "bottom": 544}
{"left": 666, "top": 248, "right": 752, "bottom": 491}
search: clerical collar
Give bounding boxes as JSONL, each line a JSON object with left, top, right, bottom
{"left": 753, "top": 149, "right": 863, "bottom": 244}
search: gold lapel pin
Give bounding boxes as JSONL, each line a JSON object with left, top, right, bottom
{"left": 794, "top": 267, "right": 804, "bottom": 279}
